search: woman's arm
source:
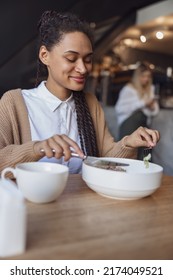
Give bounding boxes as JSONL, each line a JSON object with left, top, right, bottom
{"left": 0, "top": 93, "right": 84, "bottom": 172}
{"left": 143, "top": 85, "right": 160, "bottom": 116}
{"left": 86, "top": 92, "right": 159, "bottom": 159}
{"left": 0, "top": 91, "right": 41, "bottom": 172}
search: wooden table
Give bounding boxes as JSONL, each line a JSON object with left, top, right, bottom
{"left": 6, "top": 175, "right": 173, "bottom": 260}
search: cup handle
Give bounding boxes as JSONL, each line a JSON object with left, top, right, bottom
{"left": 1, "top": 167, "right": 16, "bottom": 179}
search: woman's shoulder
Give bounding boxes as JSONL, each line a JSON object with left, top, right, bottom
{"left": 84, "top": 91, "right": 99, "bottom": 105}
{"left": 124, "top": 83, "right": 136, "bottom": 90}
{"left": 84, "top": 92, "right": 103, "bottom": 116}
{"left": 1, "top": 88, "right": 22, "bottom": 101}
{"left": 120, "top": 83, "right": 137, "bottom": 95}
{"left": 0, "top": 89, "right": 25, "bottom": 108}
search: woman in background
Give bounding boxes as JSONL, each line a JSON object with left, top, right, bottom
{"left": 115, "top": 62, "right": 159, "bottom": 159}
{"left": 0, "top": 12, "right": 159, "bottom": 173}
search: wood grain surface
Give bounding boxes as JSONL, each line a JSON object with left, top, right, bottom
{"left": 4, "top": 174, "right": 173, "bottom": 260}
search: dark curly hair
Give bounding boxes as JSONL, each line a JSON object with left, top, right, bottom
{"left": 36, "top": 10, "right": 99, "bottom": 156}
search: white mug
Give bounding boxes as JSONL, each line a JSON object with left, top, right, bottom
{"left": 1, "top": 162, "right": 69, "bottom": 203}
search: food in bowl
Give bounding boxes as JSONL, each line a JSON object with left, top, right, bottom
{"left": 143, "top": 153, "right": 152, "bottom": 168}
{"left": 82, "top": 157, "right": 163, "bottom": 200}
{"left": 92, "top": 161, "right": 126, "bottom": 172}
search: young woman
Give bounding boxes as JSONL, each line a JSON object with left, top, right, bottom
{"left": 0, "top": 11, "right": 159, "bottom": 173}
{"left": 115, "top": 62, "right": 159, "bottom": 140}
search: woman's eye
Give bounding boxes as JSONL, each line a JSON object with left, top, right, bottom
{"left": 66, "top": 57, "right": 76, "bottom": 63}
{"left": 84, "top": 56, "right": 93, "bottom": 63}
{"left": 84, "top": 59, "right": 92, "bottom": 63}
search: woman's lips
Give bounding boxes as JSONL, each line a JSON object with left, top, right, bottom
{"left": 70, "top": 76, "right": 86, "bottom": 83}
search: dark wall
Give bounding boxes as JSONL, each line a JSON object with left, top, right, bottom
{"left": 119, "top": 47, "right": 173, "bottom": 70}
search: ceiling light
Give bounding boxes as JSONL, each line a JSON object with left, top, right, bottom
{"left": 155, "top": 31, "right": 164, "bottom": 39}
{"left": 140, "top": 35, "right": 147, "bottom": 43}
{"left": 167, "top": 67, "right": 172, "bottom": 77}
{"left": 90, "top": 22, "right": 96, "bottom": 28}
{"left": 149, "top": 64, "right": 155, "bottom": 70}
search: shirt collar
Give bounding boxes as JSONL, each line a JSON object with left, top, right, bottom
{"left": 37, "top": 81, "right": 75, "bottom": 112}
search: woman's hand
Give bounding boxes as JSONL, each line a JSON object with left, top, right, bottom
{"left": 124, "top": 126, "right": 160, "bottom": 149}
{"left": 146, "top": 99, "right": 157, "bottom": 110}
{"left": 33, "top": 134, "right": 84, "bottom": 161}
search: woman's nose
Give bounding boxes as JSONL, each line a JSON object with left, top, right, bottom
{"left": 75, "top": 60, "right": 87, "bottom": 74}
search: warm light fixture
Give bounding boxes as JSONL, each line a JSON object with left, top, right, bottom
{"left": 140, "top": 35, "right": 147, "bottom": 43}
{"left": 90, "top": 22, "right": 96, "bottom": 28}
{"left": 155, "top": 31, "right": 164, "bottom": 39}
{"left": 167, "top": 67, "right": 172, "bottom": 77}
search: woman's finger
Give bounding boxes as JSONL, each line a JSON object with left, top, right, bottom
{"left": 52, "top": 135, "right": 72, "bottom": 161}
{"left": 52, "top": 134, "right": 84, "bottom": 161}
{"left": 47, "top": 138, "right": 64, "bottom": 159}
{"left": 34, "top": 134, "right": 84, "bottom": 160}
{"left": 60, "top": 134, "right": 84, "bottom": 158}
{"left": 143, "top": 128, "right": 160, "bottom": 146}
{"left": 34, "top": 140, "right": 54, "bottom": 158}
{"left": 138, "top": 127, "right": 159, "bottom": 147}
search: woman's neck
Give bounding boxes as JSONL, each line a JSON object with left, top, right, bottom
{"left": 45, "top": 80, "right": 71, "bottom": 101}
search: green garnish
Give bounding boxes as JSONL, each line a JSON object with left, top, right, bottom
{"left": 143, "top": 153, "right": 151, "bottom": 168}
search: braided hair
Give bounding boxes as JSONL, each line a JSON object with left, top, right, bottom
{"left": 36, "top": 10, "right": 99, "bottom": 156}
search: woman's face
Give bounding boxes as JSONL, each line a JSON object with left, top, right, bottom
{"left": 139, "top": 70, "right": 152, "bottom": 87}
{"left": 39, "top": 31, "right": 93, "bottom": 96}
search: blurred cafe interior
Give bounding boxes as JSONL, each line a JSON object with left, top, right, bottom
{"left": 0, "top": 0, "right": 173, "bottom": 174}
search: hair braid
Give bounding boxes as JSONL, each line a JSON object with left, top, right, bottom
{"left": 73, "top": 92, "right": 99, "bottom": 157}
{"left": 35, "top": 10, "right": 98, "bottom": 156}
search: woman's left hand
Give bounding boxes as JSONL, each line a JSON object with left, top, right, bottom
{"left": 124, "top": 126, "right": 160, "bottom": 148}
{"left": 146, "top": 99, "right": 158, "bottom": 110}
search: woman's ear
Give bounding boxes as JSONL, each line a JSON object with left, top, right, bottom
{"left": 39, "top": 46, "right": 49, "bottom": 65}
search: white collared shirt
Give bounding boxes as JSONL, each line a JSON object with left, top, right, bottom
{"left": 22, "top": 81, "right": 82, "bottom": 173}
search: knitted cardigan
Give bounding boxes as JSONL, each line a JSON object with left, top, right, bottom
{"left": 0, "top": 89, "right": 137, "bottom": 172}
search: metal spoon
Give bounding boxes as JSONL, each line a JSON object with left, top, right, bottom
{"left": 40, "top": 149, "right": 129, "bottom": 167}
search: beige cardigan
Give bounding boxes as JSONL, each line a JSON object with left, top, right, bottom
{"left": 0, "top": 89, "right": 137, "bottom": 172}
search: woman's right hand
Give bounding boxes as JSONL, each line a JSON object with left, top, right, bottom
{"left": 145, "top": 98, "right": 157, "bottom": 110}
{"left": 33, "top": 134, "right": 84, "bottom": 161}
{"left": 124, "top": 126, "right": 160, "bottom": 149}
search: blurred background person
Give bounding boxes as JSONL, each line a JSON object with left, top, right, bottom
{"left": 84, "top": 62, "right": 100, "bottom": 96}
{"left": 98, "top": 55, "right": 113, "bottom": 105}
{"left": 115, "top": 62, "right": 159, "bottom": 159}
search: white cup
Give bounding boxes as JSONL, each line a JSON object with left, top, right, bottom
{"left": 1, "top": 162, "right": 69, "bottom": 203}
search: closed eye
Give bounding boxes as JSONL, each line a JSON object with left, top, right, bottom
{"left": 65, "top": 57, "right": 76, "bottom": 63}
{"left": 84, "top": 58, "right": 92, "bottom": 63}
{"left": 65, "top": 55, "right": 93, "bottom": 64}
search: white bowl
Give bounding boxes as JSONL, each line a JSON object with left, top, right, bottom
{"left": 82, "top": 158, "right": 163, "bottom": 200}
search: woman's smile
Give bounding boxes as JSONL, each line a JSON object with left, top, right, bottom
{"left": 69, "top": 75, "right": 86, "bottom": 84}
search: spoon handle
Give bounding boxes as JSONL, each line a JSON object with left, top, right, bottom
{"left": 40, "top": 149, "right": 84, "bottom": 159}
